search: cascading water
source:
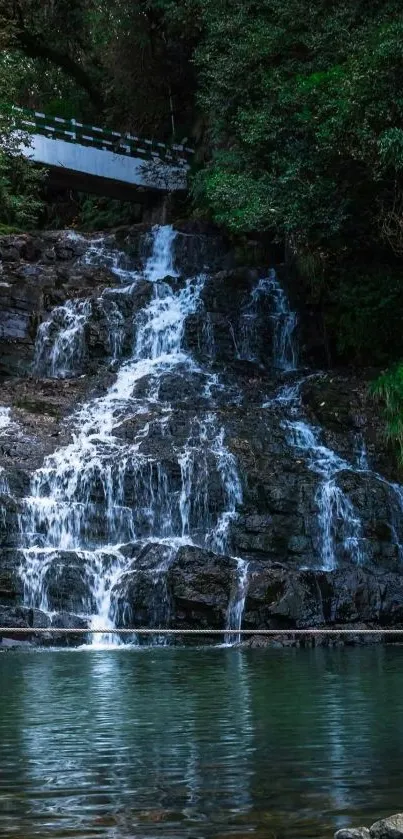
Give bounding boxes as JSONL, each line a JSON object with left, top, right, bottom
{"left": 19, "top": 226, "right": 247, "bottom": 643}
{"left": 266, "top": 272, "right": 298, "bottom": 370}
{"left": 258, "top": 281, "right": 365, "bottom": 571}
{"left": 15, "top": 222, "right": 403, "bottom": 645}
{"left": 287, "top": 420, "right": 363, "bottom": 570}
{"left": 354, "top": 433, "right": 370, "bottom": 470}
{"left": 33, "top": 299, "right": 91, "bottom": 378}
{"left": 236, "top": 270, "right": 298, "bottom": 369}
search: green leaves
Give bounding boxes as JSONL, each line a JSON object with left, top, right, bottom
{"left": 188, "top": 0, "right": 403, "bottom": 366}
{"left": 0, "top": 152, "right": 45, "bottom": 229}
{"left": 378, "top": 129, "right": 403, "bottom": 172}
{"left": 193, "top": 0, "right": 403, "bottom": 243}
{"left": 372, "top": 364, "right": 403, "bottom": 462}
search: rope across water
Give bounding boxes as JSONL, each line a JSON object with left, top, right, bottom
{"left": 0, "top": 628, "right": 402, "bottom": 635}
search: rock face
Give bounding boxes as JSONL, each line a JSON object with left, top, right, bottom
{"left": 1, "top": 222, "right": 403, "bottom": 646}
{"left": 111, "top": 544, "right": 239, "bottom": 630}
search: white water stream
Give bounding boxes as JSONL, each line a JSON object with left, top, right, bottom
{"left": 287, "top": 418, "right": 363, "bottom": 570}
{"left": 19, "top": 227, "right": 252, "bottom": 643}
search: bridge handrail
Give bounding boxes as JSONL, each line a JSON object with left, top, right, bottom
{"left": 11, "top": 106, "right": 195, "bottom": 164}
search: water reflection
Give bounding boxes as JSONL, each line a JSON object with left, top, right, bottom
{"left": 1, "top": 647, "right": 403, "bottom": 838}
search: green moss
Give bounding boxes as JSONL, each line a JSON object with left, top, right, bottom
{"left": 0, "top": 224, "right": 22, "bottom": 234}
{"left": 15, "top": 398, "right": 61, "bottom": 419}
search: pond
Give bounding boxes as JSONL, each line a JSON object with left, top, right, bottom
{"left": 1, "top": 646, "right": 403, "bottom": 838}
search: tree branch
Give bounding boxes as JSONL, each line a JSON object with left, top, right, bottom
{"left": 16, "top": 29, "right": 104, "bottom": 109}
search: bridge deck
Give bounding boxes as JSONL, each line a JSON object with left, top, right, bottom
{"left": 15, "top": 109, "right": 193, "bottom": 198}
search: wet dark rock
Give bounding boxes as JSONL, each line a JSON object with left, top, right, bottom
{"left": 43, "top": 612, "right": 91, "bottom": 647}
{"left": 243, "top": 563, "right": 403, "bottom": 629}
{"left": 173, "top": 226, "right": 234, "bottom": 275}
{"left": 167, "top": 545, "right": 239, "bottom": 629}
{"left": 0, "top": 375, "right": 108, "bottom": 482}
{"left": 301, "top": 373, "right": 399, "bottom": 481}
{"left": 40, "top": 552, "right": 96, "bottom": 614}
{"left": 0, "top": 548, "right": 24, "bottom": 603}
{"left": 113, "top": 221, "right": 233, "bottom": 276}
{"left": 87, "top": 280, "right": 153, "bottom": 364}
{"left": 183, "top": 267, "right": 275, "bottom": 367}
{"left": 0, "top": 605, "right": 51, "bottom": 644}
{"left": 241, "top": 626, "right": 383, "bottom": 648}
{"left": 0, "top": 498, "right": 22, "bottom": 549}
{"left": 0, "top": 230, "right": 126, "bottom": 377}
{"left": 0, "top": 602, "right": 89, "bottom": 647}
{"left": 111, "top": 546, "right": 403, "bottom": 634}
{"left": 112, "top": 542, "right": 238, "bottom": 630}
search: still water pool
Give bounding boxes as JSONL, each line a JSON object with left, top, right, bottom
{"left": 1, "top": 646, "right": 403, "bottom": 838}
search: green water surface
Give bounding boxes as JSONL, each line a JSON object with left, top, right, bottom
{"left": 1, "top": 646, "right": 403, "bottom": 838}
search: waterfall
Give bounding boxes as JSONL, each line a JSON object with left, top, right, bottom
{"left": 225, "top": 558, "right": 249, "bottom": 645}
{"left": 354, "top": 433, "right": 370, "bottom": 470}
{"left": 286, "top": 420, "right": 364, "bottom": 570}
{"left": 0, "top": 406, "right": 11, "bottom": 430}
{"left": 16, "top": 223, "right": 403, "bottom": 643}
{"left": 143, "top": 224, "right": 178, "bottom": 282}
{"left": 33, "top": 299, "right": 91, "bottom": 379}
{"left": 266, "top": 272, "right": 298, "bottom": 370}
{"left": 236, "top": 270, "right": 298, "bottom": 369}
{"left": 19, "top": 225, "right": 248, "bottom": 643}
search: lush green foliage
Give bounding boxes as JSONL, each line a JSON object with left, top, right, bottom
{"left": 372, "top": 366, "right": 403, "bottom": 462}
{"left": 0, "top": 71, "right": 45, "bottom": 229}
{"left": 193, "top": 1, "right": 403, "bottom": 239}
{"left": 0, "top": 152, "right": 44, "bottom": 229}
{"left": 189, "top": 0, "right": 403, "bottom": 365}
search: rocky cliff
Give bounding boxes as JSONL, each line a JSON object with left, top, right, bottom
{"left": 0, "top": 224, "right": 402, "bottom": 647}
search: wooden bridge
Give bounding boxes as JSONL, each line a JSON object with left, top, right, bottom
{"left": 15, "top": 108, "right": 194, "bottom": 201}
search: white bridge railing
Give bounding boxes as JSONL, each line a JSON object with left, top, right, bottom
{"left": 14, "top": 107, "right": 194, "bottom": 165}
{"left": 10, "top": 106, "right": 194, "bottom": 192}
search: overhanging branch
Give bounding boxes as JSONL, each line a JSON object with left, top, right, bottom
{"left": 16, "top": 29, "right": 104, "bottom": 109}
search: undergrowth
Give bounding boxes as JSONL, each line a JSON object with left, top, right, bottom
{"left": 371, "top": 364, "right": 403, "bottom": 462}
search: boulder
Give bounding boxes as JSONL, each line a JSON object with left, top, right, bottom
{"left": 39, "top": 551, "right": 97, "bottom": 614}
{"left": 168, "top": 544, "right": 239, "bottom": 628}
{"left": 370, "top": 815, "right": 403, "bottom": 839}
{"left": 335, "top": 828, "right": 371, "bottom": 839}
{"left": 0, "top": 602, "right": 89, "bottom": 647}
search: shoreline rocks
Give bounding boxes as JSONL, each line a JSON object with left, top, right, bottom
{"left": 336, "top": 814, "right": 403, "bottom": 839}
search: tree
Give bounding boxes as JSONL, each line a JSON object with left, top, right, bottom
{"left": 0, "top": 68, "right": 44, "bottom": 229}
{"left": 0, "top": 0, "right": 103, "bottom": 109}
{"left": 192, "top": 0, "right": 403, "bottom": 364}
{"left": 0, "top": 0, "right": 198, "bottom": 138}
